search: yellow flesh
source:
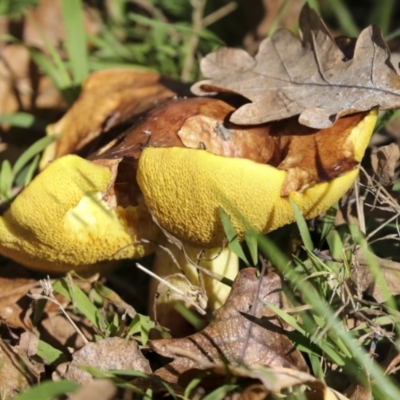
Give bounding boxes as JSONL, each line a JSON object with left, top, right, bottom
{"left": 137, "top": 109, "right": 378, "bottom": 247}
{"left": 0, "top": 155, "right": 159, "bottom": 272}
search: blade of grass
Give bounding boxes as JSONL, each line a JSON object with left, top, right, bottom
{"left": 327, "top": 0, "right": 359, "bottom": 37}
{"left": 53, "top": 278, "right": 108, "bottom": 333}
{"left": 319, "top": 203, "right": 338, "bottom": 246}
{"left": 37, "top": 340, "right": 66, "bottom": 365}
{"left": 60, "top": 0, "right": 89, "bottom": 85}
{"left": 245, "top": 229, "right": 258, "bottom": 266}
{"left": 13, "top": 381, "right": 80, "bottom": 400}
{"left": 22, "top": 154, "right": 40, "bottom": 187}
{"left": 368, "top": 0, "right": 395, "bottom": 36}
{"left": 0, "top": 159, "right": 12, "bottom": 199}
{"left": 12, "top": 135, "right": 60, "bottom": 178}
{"left": 290, "top": 199, "right": 313, "bottom": 252}
{"left": 219, "top": 207, "right": 249, "bottom": 264}
{"left": 0, "top": 113, "right": 47, "bottom": 130}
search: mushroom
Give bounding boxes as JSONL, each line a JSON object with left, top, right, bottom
{"left": 0, "top": 97, "right": 377, "bottom": 333}
{"left": 0, "top": 154, "right": 160, "bottom": 273}
{"left": 132, "top": 97, "right": 378, "bottom": 247}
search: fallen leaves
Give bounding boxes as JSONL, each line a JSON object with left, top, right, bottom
{"left": 0, "top": 337, "right": 42, "bottom": 398}
{"left": 193, "top": 4, "right": 400, "bottom": 129}
{"left": 149, "top": 268, "right": 307, "bottom": 385}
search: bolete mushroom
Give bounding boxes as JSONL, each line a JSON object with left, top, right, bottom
{"left": 0, "top": 97, "right": 377, "bottom": 333}
{"left": 0, "top": 154, "right": 160, "bottom": 273}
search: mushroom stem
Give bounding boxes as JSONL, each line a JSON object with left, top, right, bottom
{"left": 149, "top": 238, "right": 238, "bottom": 336}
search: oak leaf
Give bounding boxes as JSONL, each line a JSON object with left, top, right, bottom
{"left": 149, "top": 268, "right": 307, "bottom": 385}
{"left": 192, "top": 4, "right": 400, "bottom": 129}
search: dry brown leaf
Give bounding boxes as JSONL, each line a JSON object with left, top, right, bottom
{"left": 41, "top": 69, "right": 191, "bottom": 167}
{"left": 63, "top": 337, "right": 151, "bottom": 384}
{"left": 0, "top": 337, "right": 42, "bottom": 399}
{"left": 371, "top": 143, "right": 400, "bottom": 185}
{"left": 38, "top": 314, "right": 92, "bottom": 351}
{"left": 192, "top": 4, "right": 400, "bottom": 129}
{"left": 149, "top": 268, "right": 307, "bottom": 385}
{"left": 19, "top": 332, "right": 39, "bottom": 359}
{"left": 0, "top": 265, "right": 38, "bottom": 330}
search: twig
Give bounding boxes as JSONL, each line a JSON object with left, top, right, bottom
{"left": 129, "top": 0, "right": 168, "bottom": 22}
{"left": 202, "top": 2, "right": 237, "bottom": 28}
{"left": 28, "top": 276, "right": 88, "bottom": 344}
{"left": 181, "top": 0, "right": 206, "bottom": 81}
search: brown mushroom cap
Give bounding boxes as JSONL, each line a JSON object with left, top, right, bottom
{"left": 124, "top": 97, "right": 377, "bottom": 247}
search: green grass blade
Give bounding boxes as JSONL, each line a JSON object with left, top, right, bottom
{"left": 319, "top": 203, "right": 338, "bottom": 246}
{"left": 202, "top": 384, "right": 239, "bottom": 400}
{"left": 0, "top": 159, "right": 12, "bottom": 199}
{"left": 37, "top": 340, "right": 66, "bottom": 365}
{"left": 53, "top": 278, "right": 108, "bottom": 333}
{"left": 0, "top": 113, "right": 47, "bottom": 130}
{"left": 22, "top": 154, "right": 40, "bottom": 187}
{"left": 12, "top": 135, "right": 60, "bottom": 178}
{"left": 13, "top": 380, "right": 80, "bottom": 400}
{"left": 219, "top": 207, "right": 249, "bottom": 264}
{"left": 60, "top": 0, "right": 89, "bottom": 85}
{"left": 245, "top": 229, "right": 258, "bottom": 266}
{"left": 328, "top": 0, "right": 359, "bottom": 37}
{"left": 28, "top": 48, "right": 67, "bottom": 91}
{"left": 290, "top": 199, "right": 314, "bottom": 252}
{"left": 368, "top": 0, "right": 395, "bottom": 36}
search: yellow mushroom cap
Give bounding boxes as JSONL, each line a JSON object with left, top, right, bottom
{"left": 137, "top": 109, "right": 378, "bottom": 248}
{"left": 0, "top": 154, "right": 159, "bottom": 273}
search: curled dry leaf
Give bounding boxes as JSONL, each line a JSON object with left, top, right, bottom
{"left": 192, "top": 4, "right": 400, "bottom": 129}
{"left": 0, "top": 337, "right": 42, "bottom": 399}
{"left": 63, "top": 337, "right": 151, "bottom": 384}
{"left": 371, "top": 143, "right": 400, "bottom": 186}
{"left": 41, "top": 69, "right": 191, "bottom": 168}
{"left": 0, "top": 264, "right": 38, "bottom": 330}
{"left": 149, "top": 268, "right": 307, "bottom": 385}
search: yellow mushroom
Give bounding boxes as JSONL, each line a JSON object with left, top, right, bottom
{"left": 0, "top": 155, "right": 159, "bottom": 273}
{"left": 136, "top": 102, "right": 377, "bottom": 247}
